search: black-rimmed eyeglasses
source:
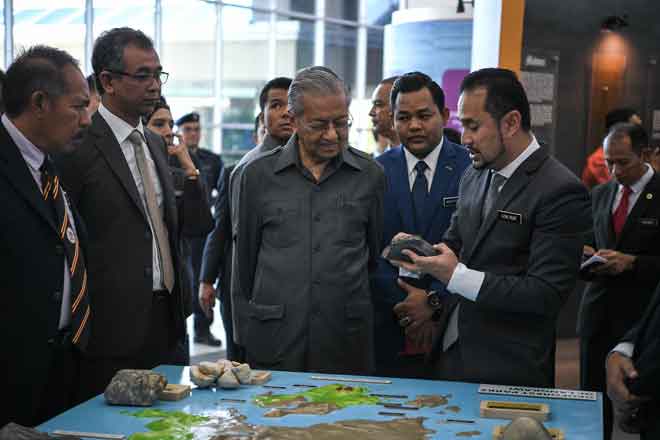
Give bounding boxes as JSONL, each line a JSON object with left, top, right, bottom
{"left": 105, "top": 69, "right": 169, "bottom": 84}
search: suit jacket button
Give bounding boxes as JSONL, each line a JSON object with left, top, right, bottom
{"left": 55, "top": 245, "right": 64, "bottom": 255}
{"left": 144, "top": 267, "right": 153, "bottom": 277}
{"left": 53, "top": 291, "right": 62, "bottom": 302}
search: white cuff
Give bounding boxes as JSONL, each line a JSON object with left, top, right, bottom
{"left": 611, "top": 342, "right": 635, "bottom": 359}
{"left": 446, "top": 262, "right": 485, "bottom": 302}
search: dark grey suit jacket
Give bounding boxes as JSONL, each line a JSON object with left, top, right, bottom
{"left": 56, "top": 112, "right": 212, "bottom": 358}
{"left": 440, "top": 145, "right": 591, "bottom": 387}
{"left": 578, "top": 172, "right": 660, "bottom": 340}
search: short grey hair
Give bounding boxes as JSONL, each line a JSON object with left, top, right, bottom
{"left": 288, "top": 66, "right": 351, "bottom": 116}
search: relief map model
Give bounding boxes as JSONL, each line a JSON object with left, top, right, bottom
{"left": 122, "top": 384, "right": 479, "bottom": 439}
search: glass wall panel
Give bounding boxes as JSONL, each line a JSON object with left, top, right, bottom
{"left": 325, "top": 23, "right": 357, "bottom": 95}
{"left": 275, "top": 14, "right": 315, "bottom": 77}
{"left": 277, "top": 0, "right": 314, "bottom": 15}
{"left": 366, "top": 27, "right": 384, "bottom": 97}
{"left": 0, "top": 6, "right": 4, "bottom": 70}
{"left": 326, "top": 0, "right": 358, "bottom": 21}
{"left": 94, "top": 0, "right": 155, "bottom": 40}
{"left": 221, "top": 5, "right": 272, "bottom": 152}
{"left": 161, "top": 0, "right": 217, "bottom": 151}
{"left": 13, "top": 1, "right": 85, "bottom": 64}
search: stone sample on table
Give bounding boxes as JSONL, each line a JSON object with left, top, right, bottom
{"left": 217, "top": 369, "right": 241, "bottom": 389}
{"left": 0, "top": 424, "right": 64, "bottom": 440}
{"left": 190, "top": 365, "right": 217, "bottom": 388}
{"left": 232, "top": 363, "right": 252, "bottom": 384}
{"left": 104, "top": 369, "right": 167, "bottom": 406}
{"left": 500, "top": 417, "right": 553, "bottom": 440}
{"left": 198, "top": 361, "right": 223, "bottom": 378}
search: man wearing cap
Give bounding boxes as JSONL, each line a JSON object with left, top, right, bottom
{"left": 176, "top": 111, "right": 223, "bottom": 346}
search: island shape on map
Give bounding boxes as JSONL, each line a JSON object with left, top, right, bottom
{"left": 254, "top": 384, "right": 380, "bottom": 416}
{"left": 124, "top": 408, "right": 435, "bottom": 440}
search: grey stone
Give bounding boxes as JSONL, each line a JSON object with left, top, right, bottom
{"left": 501, "top": 417, "right": 553, "bottom": 440}
{"left": 104, "top": 369, "right": 167, "bottom": 406}
{"left": 0, "top": 423, "right": 66, "bottom": 440}
{"left": 384, "top": 236, "right": 438, "bottom": 263}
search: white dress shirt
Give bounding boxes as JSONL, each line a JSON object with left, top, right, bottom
{"left": 98, "top": 103, "right": 166, "bottom": 291}
{"left": 447, "top": 135, "right": 541, "bottom": 301}
{"left": 403, "top": 136, "right": 444, "bottom": 192}
{"left": 2, "top": 114, "right": 75, "bottom": 329}
{"left": 611, "top": 164, "right": 654, "bottom": 215}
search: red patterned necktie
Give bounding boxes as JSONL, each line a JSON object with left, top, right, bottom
{"left": 612, "top": 185, "right": 632, "bottom": 237}
{"left": 41, "top": 157, "right": 91, "bottom": 349}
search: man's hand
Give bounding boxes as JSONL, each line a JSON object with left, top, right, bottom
{"left": 393, "top": 279, "right": 433, "bottom": 326}
{"left": 583, "top": 245, "right": 595, "bottom": 256}
{"left": 607, "top": 352, "right": 642, "bottom": 407}
{"left": 389, "top": 243, "right": 458, "bottom": 284}
{"left": 198, "top": 282, "right": 216, "bottom": 318}
{"left": 592, "top": 249, "right": 636, "bottom": 275}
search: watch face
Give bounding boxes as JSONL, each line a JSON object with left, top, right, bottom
{"left": 428, "top": 294, "right": 441, "bottom": 308}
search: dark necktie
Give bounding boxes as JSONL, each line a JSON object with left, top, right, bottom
{"left": 612, "top": 185, "right": 632, "bottom": 237}
{"left": 40, "top": 157, "right": 90, "bottom": 349}
{"left": 412, "top": 161, "right": 429, "bottom": 234}
{"left": 482, "top": 171, "right": 507, "bottom": 220}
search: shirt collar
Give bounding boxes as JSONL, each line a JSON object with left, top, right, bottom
{"left": 496, "top": 135, "right": 541, "bottom": 179}
{"left": 404, "top": 136, "right": 444, "bottom": 178}
{"left": 274, "top": 133, "right": 360, "bottom": 174}
{"left": 625, "top": 163, "right": 654, "bottom": 194}
{"left": 2, "top": 114, "right": 45, "bottom": 172}
{"left": 98, "top": 103, "right": 145, "bottom": 145}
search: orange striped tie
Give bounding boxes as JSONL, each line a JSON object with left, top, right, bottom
{"left": 41, "top": 157, "right": 90, "bottom": 349}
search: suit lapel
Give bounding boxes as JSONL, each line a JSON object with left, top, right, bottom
{"left": 0, "top": 124, "right": 58, "bottom": 234}
{"left": 616, "top": 172, "right": 660, "bottom": 247}
{"left": 392, "top": 147, "right": 417, "bottom": 234}
{"left": 461, "top": 169, "right": 490, "bottom": 263}
{"left": 601, "top": 182, "right": 618, "bottom": 248}
{"left": 90, "top": 113, "right": 147, "bottom": 221}
{"left": 422, "top": 139, "right": 457, "bottom": 236}
{"left": 465, "top": 148, "right": 548, "bottom": 264}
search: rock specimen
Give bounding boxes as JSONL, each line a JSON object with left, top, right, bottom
{"left": 104, "top": 369, "right": 167, "bottom": 406}
{"left": 198, "top": 361, "right": 223, "bottom": 377}
{"left": 231, "top": 363, "right": 252, "bottom": 384}
{"left": 383, "top": 235, "right": 438, "bottom": 263}
{"left": 217, "top": 369, "right": 241, "bottom": 389}
{"left": 190, "top": 365, "right": 217, "bottom": 388}
{"left": 0, "top": 424, "right": 63, "bottom": 440}
{"left": 500, "top": 417, "right": 553, "bottom": 440}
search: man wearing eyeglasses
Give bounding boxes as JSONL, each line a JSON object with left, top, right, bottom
{"left": 232, "top": 66, "right": 385, "bottom": 374}
{"left": 55, "top": 27, "right": 212, "bottom": 402}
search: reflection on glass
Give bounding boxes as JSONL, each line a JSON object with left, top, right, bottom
{"left": 325, "top": 23, "right": 357, "bottom": 95}
{"left": 277, "top": 0, "right": 314, "bottom": 15}
{"left": 366, "top": 27, "right": 384, "bottom": 97}
{"left": 94, "top": 0, "right": 155, "bottom": 40}
{"left": 275, "top": 14, "right": 315, "bottom": 77}
{"left": 13, "top": 0, "right": 85, "bottom": 66}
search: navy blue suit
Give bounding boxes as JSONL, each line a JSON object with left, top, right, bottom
{"left": 371, "top": 139, "right": 470, "bottom": 377}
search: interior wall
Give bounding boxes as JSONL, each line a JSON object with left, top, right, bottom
{"left": 522, "top": 0, "right": 660, "bottom": 176}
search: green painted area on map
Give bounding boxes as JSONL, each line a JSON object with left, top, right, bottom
{"left": 254, "top": 384, "right": 380, "bottom": 409}
{"left": 122, "top": 409, "right": 209, "bottom": 440}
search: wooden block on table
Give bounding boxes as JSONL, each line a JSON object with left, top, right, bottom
{"left": 480, "top": 400, "right": 549, "bottom": 422}
{"left": 492, "top": 425, "right": 564, "bottom": 439}
{"left": 159, "top": 384, "right": 191, "bottom": 401}
{"left": 250, "top": 370, "right": 272, "bottom": 385}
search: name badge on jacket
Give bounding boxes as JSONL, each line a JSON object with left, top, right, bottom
{"left": 497, "top": 210, "right": 523, "bottom": 224}
{"left": 639, "top": 217, "right": 659, "bottom": 227}
{"left": 443, "top": 196, "right": 459, "bottom": 208}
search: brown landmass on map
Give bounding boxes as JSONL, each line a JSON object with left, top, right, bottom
{"left": 406, "top": 394, "right": 452, "bottom": 408}
{"left": 264, "top": 402, "right": 339, "bottom": 417}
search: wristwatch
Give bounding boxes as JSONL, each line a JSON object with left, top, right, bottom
{"left": 427, "top": 290, "right": 443, "bottom": 322}
{"left": 186, "top": 168, "right": 200, "bottom": 180}
{"left": 427, "top": 290, "right": 442, "bottom": 310}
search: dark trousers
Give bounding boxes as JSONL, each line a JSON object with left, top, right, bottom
{"left": 375, "top": 353, "right": 433, "bottom": 379}
{"left": 580, "top": 334, "right": 614, "bottom": 440}
{"left": 432, "top": 340, "right": 465, "bottom": 382}
{"left": 187, "top": 237, "right": 213, "bottom": 335}
{"left": 75, "top": 293, "right": 188, "bottom": 404}
{"left": 34, "top": 332, "right": 80, "bottom": 426}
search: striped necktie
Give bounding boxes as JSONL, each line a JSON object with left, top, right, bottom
{"left": 41, "top": 157, "right": 91, "bottom": 349}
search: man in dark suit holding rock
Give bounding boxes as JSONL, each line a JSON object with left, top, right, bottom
{"left": 390, "top": 68, "right": 591, "bottom": 387}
